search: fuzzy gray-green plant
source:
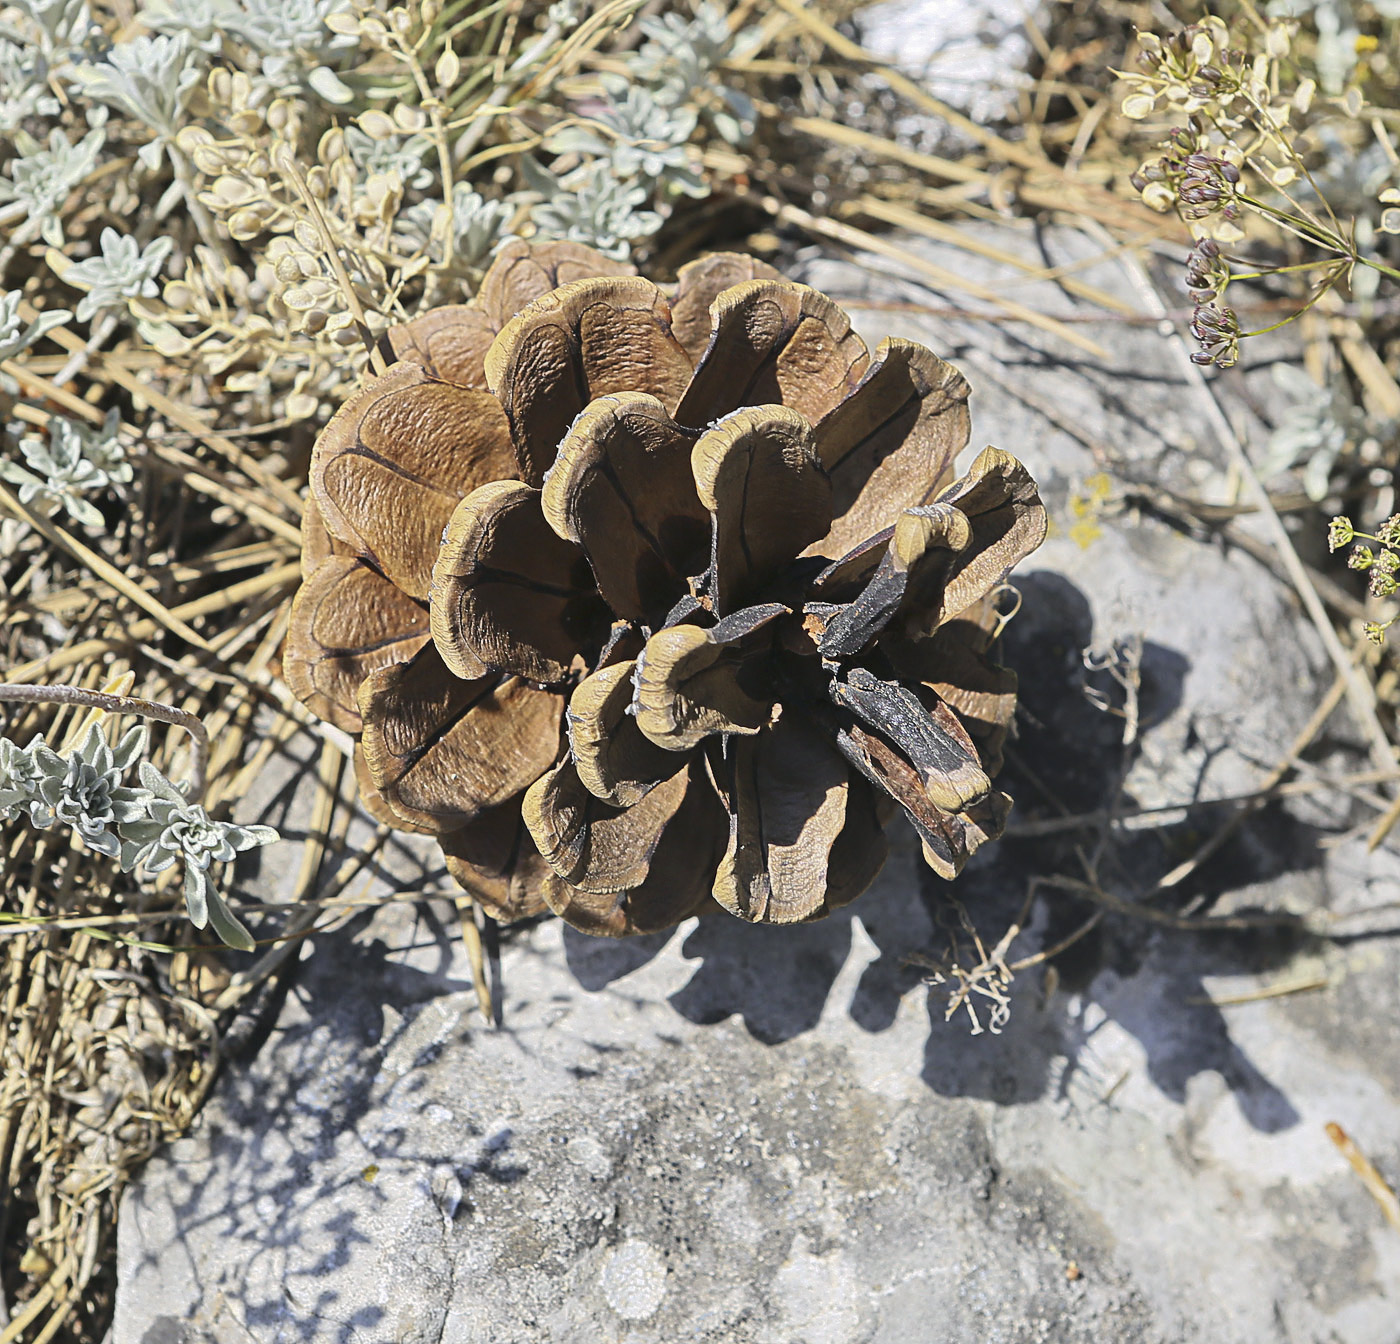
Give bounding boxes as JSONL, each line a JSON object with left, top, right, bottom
{"left": 68, "top": 31, "right": 205, "bottom": 169}
{"left": 63, "top": 227, "right": 173, "bottom": 321}
{"left": 6, "top": 0, "right": 95, "bottom": 58}
{"left": 0, "top": 720, "right": 278, "bottom": 949}
{"left": 224, "top": 0, "right": 357, "bottom": 98}
{"left": 523, "top": 159, "right": 662, "bottom": 258}
{"left": 22, "top": 721, "right": 149, "bottom": 858}
{"left": 344, "top": 125, "right": 434, "bottom": 191}
{"left": 142, "top": 0, "right": 231, "bottom": 54}
{"left": 0, "top": 734, "right": 48, "bottom": 823}
{"left": 0, "top": 288, "right": 70, "bottom": 362}
{"left": 546, "top": 86, "right": 707, "bottom": 199}
{"left": 395, "top": 184, "right": 514, "bottom": 273}
{"left": 119, "top": 760, "right": 276, "bottom": 950}
{"left": 2, "top": 409, "right": 130, "bottom": 529}
{"left": 0, "top": 36, "right": 61, "bottom": 132}
{"left": 0, "top": 126, "right": 106, "bottom": 246}
{"left": 623, "top": 0, "right": 759, "bottom": 145}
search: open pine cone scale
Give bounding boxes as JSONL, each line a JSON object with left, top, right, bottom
{"left": 284, "top": 240, "right": 1047, "bottom": 937}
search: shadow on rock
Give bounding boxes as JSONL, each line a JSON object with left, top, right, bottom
{"left": 564, "top": 568, "right": 1318, "bottom": 1134}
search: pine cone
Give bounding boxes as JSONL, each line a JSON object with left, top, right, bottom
{"left": 285, "top": 240, "right": 1047, "bottom": 936}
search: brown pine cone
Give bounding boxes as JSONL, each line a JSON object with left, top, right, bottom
{"left": 284, "top": 240, "right": 1047, "bottom": 936}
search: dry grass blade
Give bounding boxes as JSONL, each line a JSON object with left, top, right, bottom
{"left": 1110, "top": 242, "right": 1399, "bottom": 788}
{"left": 455, "top": 897, "right": 494, "bottom": 1024}
{"left": 847, "top": 197, "right": 1136, "bottom": 315}
{"left": 1326, "top": 1123, "right": 1400, "bottom": 1233}
{"left": 753, "top": 194, "right": 1111, "bottom": 358}
{"left": 0, "top": 484, "right": 216, "bottom": 655}
{"left": 1186, "top": 976, "right": 1331, "bottom": 1006}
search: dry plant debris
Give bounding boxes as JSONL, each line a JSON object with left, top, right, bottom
{"left": 286, "top": 238, "right": 1046, "bottom": 935}
{"left": 2, "top": 0, "right": 1400, "bottom": 1336}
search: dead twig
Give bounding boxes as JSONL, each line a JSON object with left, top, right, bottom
{"left": 0, "top": 683, "right": 210, "bottom": 801}
{"left": 1326, "top": 1122, "right": 1400, "bottom": 1233}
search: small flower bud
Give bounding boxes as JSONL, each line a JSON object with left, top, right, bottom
{"left": 1328, "top": 516, "right": 1355, "bottom": 551}
{"left": 1349, "top": 545, "right": 1375, "bottom": 571}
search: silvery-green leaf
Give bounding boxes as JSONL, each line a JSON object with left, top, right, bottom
{"left": 66, "top": 495, "right": 103, "bottom": 528}
{"left": 710, "top": 110, "right": 745, "bottom": 146}
{"left": 138, "top": 758, "right": 184, "bottom": 802}
{"left": 84, "top": 828, "right": 120, "bottom": 858}
{"left": 516, "top": 154, "right": 557, "bottom": 199}
{"left": 206, "top": 889, "right": 255, "bottom": 952}
{"left": 118, "top": 815, "right": 165, "bottom": 845}
{"left": 30, "top": 742, "right": 66, "bottom": 772}
{"left": 144, "top": 848, "right": 179, "bottom": 874}
{"left": 111, "top": 723, "right": 148, "bottom": 771}
{"left": 229, "top": 823, "right": 279, "bottom": 852}
{"left": 542, "top": 126, "right": 603, "bottom": 156}
{"left": 75, "top": 721, "right": 106, "bottom": 766}
{"left": 109, "top": 795, "right": 147, "bottom": 825}
{"left": 183, "top": 863, "right": 210, "bottom": 928}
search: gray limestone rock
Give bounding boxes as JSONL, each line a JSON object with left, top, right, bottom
{"left": 115, "top": 225, "right": 1400, "bottom": 1344}
{"left": 855, "top": 0, "right": 1042, "bottom": 125}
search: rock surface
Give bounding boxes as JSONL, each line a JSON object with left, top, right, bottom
{"left": 115, "top": 225, "right": 1400, "bottom": 1344}
{"left": 855, "top": 0, "right": 1041, "bottom": 124}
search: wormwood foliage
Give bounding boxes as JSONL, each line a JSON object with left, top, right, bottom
{"left": 0, "top": 408, "right": 128, "bottom": 528}
{"left": 0, "top": 721, "right": 274, "bottom": 948}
